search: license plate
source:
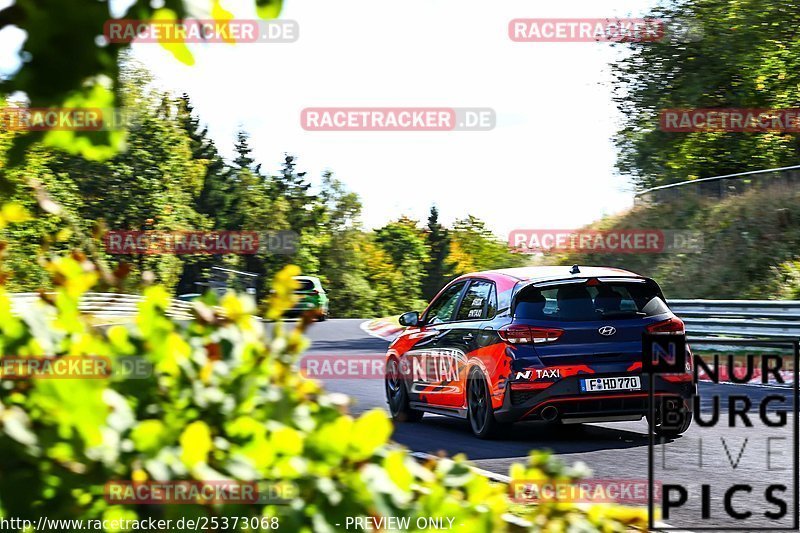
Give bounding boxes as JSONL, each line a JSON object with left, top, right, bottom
{"left": 580, "top": 376, "right": 641, "bottom": 393}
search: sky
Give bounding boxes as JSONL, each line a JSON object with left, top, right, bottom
{"left": 0, "top": 0, "right": 661, "bottom": 237}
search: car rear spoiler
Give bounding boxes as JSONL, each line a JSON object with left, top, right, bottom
{"left": 510, "top": 276, "right": 658, "bottom": 316}
{"left": 516, "top": 276, "right": 648, "bottom": 291}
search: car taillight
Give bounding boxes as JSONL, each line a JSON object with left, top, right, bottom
{"left": 662, "top": 344, "right": 694, "bottom": 382}
{"left": 498, "top": 325, "right": 563, "bottom": 344}
{"left": 646, "top": 317, "right": 685, "bottom": 334}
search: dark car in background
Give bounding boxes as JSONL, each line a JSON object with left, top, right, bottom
{"left": 385, "top": 266, "right": 695, "bottom": 438}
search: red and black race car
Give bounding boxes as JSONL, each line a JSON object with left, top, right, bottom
{"left": 384, "top": 266, "right": 695, "bottom": 438}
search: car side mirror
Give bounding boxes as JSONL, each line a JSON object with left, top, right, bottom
{"left": 398, "top": 311, "right": 420, "bottom": 327}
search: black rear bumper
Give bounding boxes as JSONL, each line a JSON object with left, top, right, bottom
{"left": 493, "top": 375, "right": 695, "bottom": 423}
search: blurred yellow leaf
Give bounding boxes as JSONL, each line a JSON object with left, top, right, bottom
{"left": 350, "top": 409, "right": 391, "bottom": 460}
{"left": 131, "top": 420, "right": 168, "bottom": 453}
{"left": 211, "top": 0, "right": 236, "bottom": 44}
{"left": 271, "top": 425, "right": 303, "bottom": 455}
{"left": 1, "top": 203, "right": 30, "bottom": 224}
{"left": 143, "top": 285, "right": 171, "bottom": 309}
{"left": 55, "top": 228, "right": 72, "bottom": 242}
{"left": 180, "top": 421, "right": 213, "bottom": 467}
{"left": 221, "top": 292, "right": 254, "bottom": 323}
{"left": 132, "top": 468, "right": 149, "bottom": 482}
{"left": 43, "top": 82, "right": 126, "bottom": 161}
{"left": 153, "top": 9, "right": 195, "bottom": 66}
{"left": 266, "top": 264, "right": 301, "bottom": 320}
{"left": 384, "top": 451, "right": 413, "bottom": 491}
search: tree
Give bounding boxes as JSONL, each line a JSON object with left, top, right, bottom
{"left": 233, "top": 130, "right": 256, "bottom": 172}
{"left": 81, "top": 80, "right": 208, "bottom": 291}
{"left": 181, "top": 95, "right": 230, "bottom": 220}
{"left": 613, "top": 0, "right": 800, "bottom": 189}
{"left": 176, "top": 94, "right": 231, "bottom": 294}
{"left": 0, "top": 147, "right": 86, "bottom": 290}
{"left": 1, "top": 64, "right": 210, "bottom": 293}
{"left": 422, "top": 205, "right": 453, "bottom": 300}
{"left": 0, "top": 0, "right": 284, "bottom": 179}
{"left": 447, "top": 215, "right": 527, "bottom": 274}
{"left": 374, "top": 218, "right": 429, "bottom": 312}
{"left": 2, "top": 71, "right": 531, "bottom": 312}
{"left": 314, "top": 172, "right": 375, "bottom": 317}
{"left": 269, "top": 154, "right": 316, "bottom": 231}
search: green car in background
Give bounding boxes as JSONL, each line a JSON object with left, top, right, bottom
{"left": 288, "top": 276, "right": 330, "bottom": 321}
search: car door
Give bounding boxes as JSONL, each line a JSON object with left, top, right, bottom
{"left": 441, "top": 279, "right": 497, "bottom": 407}
{"left": 404, "top": 280, "right": 468, "bottom": 409}
{"left": 408, "top": 279, "right": 496, "bottom": 409}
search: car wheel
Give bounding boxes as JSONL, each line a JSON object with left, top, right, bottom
{"left": 467, "top": 368, "right": 505, "bottom": 439}
{"left": 385, "top": 358, "right": 423, "bottom": 422}
{"left": 648, "top": 402, "right": 692, "bottom": 438}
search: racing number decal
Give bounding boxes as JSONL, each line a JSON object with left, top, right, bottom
{"left": 466, "top": 297, "right": 484, "bottom": 319}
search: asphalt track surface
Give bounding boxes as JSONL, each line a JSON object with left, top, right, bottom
{"left": 299, "top": 319, "right": 798, "bottom": 531}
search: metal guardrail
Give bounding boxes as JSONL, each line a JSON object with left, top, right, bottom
{"left": 5, "top": 293, "right": 800, "bottom": 337}
{"left": 669, "top": 299, "right": 800, "bottom": 339}
{"left": 634, "top": 164, "right": 800, "bottom": 205}
{"left": 8, "top": 292, "right": 196, "bottom": 320}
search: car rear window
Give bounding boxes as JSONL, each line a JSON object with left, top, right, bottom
{"left": 294, "top": 279, "right": 316, "bottom": 291}
{"left": 514, "top": 280, "right": 669, "bottom": 321}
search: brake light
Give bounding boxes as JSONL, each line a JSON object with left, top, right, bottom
{"left": 645, "top": 318, "right": 692, "bottom": 382}
{"left": 662, "top": 343, "right": 694, "bottom": 382}
{"left": 499, "top": 325, "right": 563, "bottom": 344}
{"left": 646, "top": 317, "right": 685, "bottom": 334}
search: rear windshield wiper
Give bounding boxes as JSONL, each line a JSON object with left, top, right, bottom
{"left": 598, "top": 310, "right": 646, "bottom": 318}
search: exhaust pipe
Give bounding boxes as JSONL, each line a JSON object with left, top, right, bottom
{"left": 541, "top": 405, "right": 559, "bottom": 422}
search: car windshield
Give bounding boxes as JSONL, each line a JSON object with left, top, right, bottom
{"left": 294, "top": 279, "right": 316, "bottom": 292}
{"left": 514, "top": 280, "right": 669, "bottom": 322}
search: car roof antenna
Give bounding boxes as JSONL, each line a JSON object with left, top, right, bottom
{"left": 570, "top": 264, "right": 581, "bottom": 274}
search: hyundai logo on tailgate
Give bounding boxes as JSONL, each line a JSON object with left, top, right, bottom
{"left": 598, "top": 326, "right": 617, "bottom": 336}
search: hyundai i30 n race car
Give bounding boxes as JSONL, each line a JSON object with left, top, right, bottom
{"left": 384, "top": 266, "right": 695, "bottom": 438}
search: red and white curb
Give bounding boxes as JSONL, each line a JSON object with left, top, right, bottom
{"left": 360, "top": 317, "right": 404, "bottom": 342}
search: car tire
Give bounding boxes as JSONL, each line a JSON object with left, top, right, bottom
{"left": 648, "top": 404, "right": 693, "bottom": 438}
{"left": 467, "top": 368, "right": 507, "bottom": 439}
{"left": 385, "top": 358, "right": 423, "bottom": 423}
